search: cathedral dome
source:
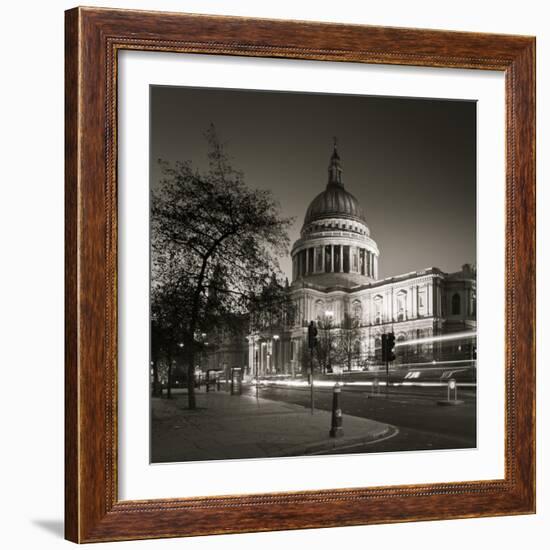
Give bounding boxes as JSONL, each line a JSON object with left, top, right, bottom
{"left": 303, "top": 143, "right": 366, "bottom": 226}
{"left": 304, "top": 184, "right": 366, "bottom": 226}
{"left": 291, "top": 141, "right": 379, "bottom": 288}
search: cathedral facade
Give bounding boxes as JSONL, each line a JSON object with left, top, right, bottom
{"left": 210, "top": 144, "right": 476, "bottom": 377}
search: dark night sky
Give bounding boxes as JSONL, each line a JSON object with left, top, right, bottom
{"left": 150, "top": 86, "right": 476, "bottom": 280}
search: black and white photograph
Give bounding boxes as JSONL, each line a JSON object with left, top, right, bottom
{"left": 2, "top": 0, "right": 543, "bottom": 547}
{"left": 149, "top": 85, "right": 477, "bottom": 463}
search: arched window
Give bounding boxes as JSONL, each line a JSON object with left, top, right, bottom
{"left": 397, "top": 290, "right": 407, "bottom": 322}
{"left": 418, "top": 287, "right": 425, "bottom": 309}
{"left": 374, "top": 295, "right": 383, "bottom": 324}
{"left": 315, "top": 299, "right": 325, "bottom": 320}
{"left": 352, "top": 301, "right": 363, "bottom": 323}
{"left": 452, "top": 293, "right": 461, "bottom": 315}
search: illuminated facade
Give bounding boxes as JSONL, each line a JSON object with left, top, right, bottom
{"left": 249, "top": 143, "right": 476, "bottom": 376}
{"left": 208, "top": 144, "right": 476, "bottom": 376}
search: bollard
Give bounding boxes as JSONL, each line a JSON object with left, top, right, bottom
{"left": 448, "top": 378, "right": 457, "bottom": 401}
{"left": 329, "top": 383, "right": 344, "bottom": 438}
{"left": 437, "top": 378, "right": 464, "bottom": 406}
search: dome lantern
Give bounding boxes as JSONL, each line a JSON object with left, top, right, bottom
{"left": 328, "top": 137, "right": 343, "bottom": 186}
{"left": 303, "top": 141, "right": 367, "bottom": 228}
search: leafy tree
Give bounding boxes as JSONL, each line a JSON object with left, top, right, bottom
{"left": 249, "top": 275, "right": 295, "bottom": 332}
{"left": 152, "top": 125, "right": 292, "bottom": 409}
{"left": 150, "top": 271, "right": 192, "bottom": 399}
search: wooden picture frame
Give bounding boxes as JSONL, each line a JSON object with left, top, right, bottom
{"left": 65, "top": 6, "right": 536, "bottom": 543}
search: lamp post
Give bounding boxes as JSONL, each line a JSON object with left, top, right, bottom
{"left": 324, "top": 310, "right": 334, "bottom": 374}
{"left": 272, "top": 334, "right": 280, "bottom": 373}
{"left": 254, "top": 342, "right": 259, "bottom": 400}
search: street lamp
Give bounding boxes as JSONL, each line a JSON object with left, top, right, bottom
{"left": 272, "top": 334, "right": 280, "bottom": 374}
{"left": 324, "top": 310, "right": 334, "bottom": 373}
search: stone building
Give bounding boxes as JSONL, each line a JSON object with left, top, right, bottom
{"left": 213, "top": 143, "right": 476, "bottom": 377}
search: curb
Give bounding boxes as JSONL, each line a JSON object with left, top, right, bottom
{"left": 287, "top": 424, "right": 398, "bottom": 456}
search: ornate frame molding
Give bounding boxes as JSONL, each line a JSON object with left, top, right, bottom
{"left": 65, "top": 7, "right": 535, "bottom": 543}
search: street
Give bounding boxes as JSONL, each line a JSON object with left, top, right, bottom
{"left": 244, "top": 382, "right": 476, "bottom": 454}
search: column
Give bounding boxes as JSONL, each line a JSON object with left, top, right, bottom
{"left": 370, "top": 252, "right": 374, "bottom": 277}
{"left": 366, "top": 251, "right": 371, "bottom": 276}
{"left": 305, "top": 247, "right": 309, "bottom": 274}
{"left": 259, "top": 344, "right": 264, "bottom": 376}
{"left": 340, "top": 245, "right": 344, "bottom": 272}
{"left": 248, "top": 341, "right": 254, "bottom": 377}
{"left": 322, "top": 245, "right": 326, "bottom": 273}
{"left": 331, "top": 245, "right": 334, "bottom": 272}
{"left": 314, "top": 246, "right": 318, "bottom": 273}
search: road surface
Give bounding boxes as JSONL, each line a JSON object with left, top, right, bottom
{"left": 244, "top": 383, "right": 476, "bottom": 455}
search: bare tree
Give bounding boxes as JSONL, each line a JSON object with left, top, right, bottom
{"left": 314, "top": 315, "right": 338, "bottom": 374}
{"left": 152, "top": 125, "right": 292, "bottom": 409}
{"left": 336, "top": 313, "right": 363, "bottom": 371}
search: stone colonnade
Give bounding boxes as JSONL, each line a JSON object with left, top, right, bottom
{"left": 292, "top": 244, "right": 377, "bottom": 280}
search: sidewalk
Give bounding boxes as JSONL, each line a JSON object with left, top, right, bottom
{"left": 151, "top": 390, "right": 395, "bottom": 463}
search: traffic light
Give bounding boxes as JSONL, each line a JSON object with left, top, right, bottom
{"left": 386, "top": 332, "right": 396, "bottom": 362}
{"left": 382, "top": 332, "right": 396, "bottom": 362}
{"left": 308, "top": 320, "right": 318, "bottom": 350}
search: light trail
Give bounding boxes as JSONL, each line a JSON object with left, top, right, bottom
{"left": 394, "top": 330, "right": 477, "bottom": 348}
{"left": 367, "top": 359, "right": 475, "bottom": 370}
{"left": 255, "top": 379, "right": 476, "bottom": 389}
